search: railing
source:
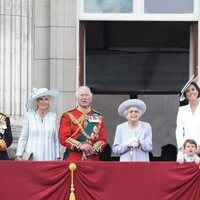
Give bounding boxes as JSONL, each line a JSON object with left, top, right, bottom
{"left": 0, "top": 161, "right": 199, "bottom": 200}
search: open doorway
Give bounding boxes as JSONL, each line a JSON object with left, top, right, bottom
{"left": 80, "top": 21, "right": 196, "bottom": 156}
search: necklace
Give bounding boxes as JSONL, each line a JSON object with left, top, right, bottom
{"left": 36, "top": 110, "right": 47, "bottom": 123}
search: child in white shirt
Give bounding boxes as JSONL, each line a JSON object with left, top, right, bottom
{"left": 177, "top": 139, "right": 200, "bottom": 165}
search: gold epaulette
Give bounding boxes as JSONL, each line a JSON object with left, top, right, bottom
{"left": 0, "top": 113, "right": 7, "bottom": 123}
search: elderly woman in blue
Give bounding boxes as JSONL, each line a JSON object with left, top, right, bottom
{"left": 112, "top": 99, "right": 152, "bottom": 162}
{"left": 16, "top": 87, "right": 60, "bottom": 161}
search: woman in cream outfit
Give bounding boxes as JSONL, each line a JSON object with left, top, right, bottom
{"left": 16, "top": 87, "right": 60, "bottom": 161}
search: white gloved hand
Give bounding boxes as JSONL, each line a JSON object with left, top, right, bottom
{"left": 124, "top": 138, "right": 133, "bottom": 147}
{"left": 131, "top": 141, "right": 139, "bottom": 148}
{"left": 130, "top": 136, "right": 138, "bottom": 143}
{"left": 125, "top": 137, "right": 139, "bottom": 148}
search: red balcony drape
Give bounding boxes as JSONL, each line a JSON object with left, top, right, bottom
{"left": 0, "top": 161, "right": 199, "bottom": 200}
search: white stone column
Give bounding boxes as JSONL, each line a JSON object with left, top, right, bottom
{"left": 0, "top": 0, "right": 32, "bottom": 123}
{"left": 0, "top": 0, "right": 33, "bottom": 158}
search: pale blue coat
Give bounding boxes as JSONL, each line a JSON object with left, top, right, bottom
{"left": 16, "top": 111, "right": 60, "bottom": 160}
{"left": 112, "top": 121, "right": 152, "bottom": 161}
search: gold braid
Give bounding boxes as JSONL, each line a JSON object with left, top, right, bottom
{"left": 66, "top": 112, "right": 93, "bottom": 140}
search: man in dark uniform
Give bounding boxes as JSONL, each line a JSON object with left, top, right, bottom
{"left": 59, "top": 86, "right": 107, "bottom": 161}
{"left": 0, "top": 113, "right": 13, "bottom": 160}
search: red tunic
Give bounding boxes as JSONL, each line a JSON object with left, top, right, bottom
{"left": 59, "top": 107, "right": 107, "bottom": 161}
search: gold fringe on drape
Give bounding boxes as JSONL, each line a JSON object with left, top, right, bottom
{"left": 69, "top": 163, "right": 77, "bottom": 200}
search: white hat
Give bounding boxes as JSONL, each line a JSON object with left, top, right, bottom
{"left": 118, "top": 99, "right": 146, "bottom": 118}
{"left": 180, "top": 75, "right": 200, "bottom": 101}
{"left": 26, "top": 87, "right": 59, "bottom": 109}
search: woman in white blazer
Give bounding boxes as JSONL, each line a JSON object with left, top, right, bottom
{"left": 176, "top": 75, "right": 200, "bottom": 160}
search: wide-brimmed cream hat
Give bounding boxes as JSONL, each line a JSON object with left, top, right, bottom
{"left": 118, "top": 99, "right": 146, "bottom": 118}
{"left": 26, "top": 87, "right": 59, "bottom": 109}
{"left": 180, "top": 75, "right": 200, "bottom": 101}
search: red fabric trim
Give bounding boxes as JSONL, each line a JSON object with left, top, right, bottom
{"left": 0, "top": 161, "right": 199, "bottom": 200}
{"left": 0, "top": 161, "right": 70, "bottom": 200}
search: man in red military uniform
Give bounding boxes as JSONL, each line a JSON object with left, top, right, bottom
{"left": 59, "top": 86, "right": 107, "bottom": 161}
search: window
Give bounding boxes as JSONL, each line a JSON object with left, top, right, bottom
{"left": 80, "top": 0, "right": 198, "bottom": 21}
{"left": 144, "top": 0, "right": 193, "bottom": 14}
{"left": 84, "top": 0, "right": 133, "bottom": 13}
{"left": 85, "top": 21, "right": 190, "bottom": 94}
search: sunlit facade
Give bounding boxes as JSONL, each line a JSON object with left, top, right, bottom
{"left": 0, "top": 0, "right": 200, "bottom": 158}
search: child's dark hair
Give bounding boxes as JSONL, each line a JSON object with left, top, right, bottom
{"left": 183, "top": 139, "right": 197, "bottom": 148}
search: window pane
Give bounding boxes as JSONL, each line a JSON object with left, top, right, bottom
{"left": 84, "top": 0, "right": 133, "bottom": 13}
{"left": 145, "top": 0, "right": 193, "bottom": 14}
{"left": 85, "top": 21, "right": 190, "bottom": 94}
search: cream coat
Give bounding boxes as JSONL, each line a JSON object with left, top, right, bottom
{"left": 175, "top": 103, "right": 200, "bottom": 149}
{"left": 16, "top": 111, "right": 60, "bottom": 160}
